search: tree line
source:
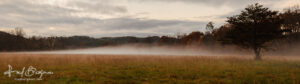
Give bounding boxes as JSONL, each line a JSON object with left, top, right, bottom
{"left": 157, "top": 3, "right": 300, "bottom": 60}
{"left": 0, "top": 29, "right": 161, "bottom": 51}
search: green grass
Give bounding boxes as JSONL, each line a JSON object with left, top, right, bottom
{"left": 0, "top": 54, "right": 299, "bottom": 84}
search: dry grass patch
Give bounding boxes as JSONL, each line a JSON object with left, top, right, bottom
{"left": 0, "top": 53, "right": 299, "bottom": 84}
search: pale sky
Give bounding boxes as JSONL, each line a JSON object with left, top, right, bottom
{"left": 0, "top": 0, "right": 299, "bottom": 37}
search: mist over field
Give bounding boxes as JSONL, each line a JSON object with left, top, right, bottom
{"left": 7, "top": 45, "right": 243, "bottom": 56}
{"left": 5, "top": 44, "right": 298, "bottom": 57}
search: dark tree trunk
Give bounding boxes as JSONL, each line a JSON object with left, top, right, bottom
{"left": 253, "top": 48, "right": 262, "bottom": 60}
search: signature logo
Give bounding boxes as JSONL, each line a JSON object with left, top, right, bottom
{"left": 3, "top": 65, "right": 53, "bottom": 81}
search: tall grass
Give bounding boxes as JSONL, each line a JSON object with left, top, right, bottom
{"left": 0, "top": 54, "right": 299, "bottom": 84}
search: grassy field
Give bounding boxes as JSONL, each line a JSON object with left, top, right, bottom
{"left": 0, "top": 54, "right": 299, "bottom": 84}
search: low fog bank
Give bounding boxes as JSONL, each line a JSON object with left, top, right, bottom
{"left": 6, "top": 44, "right": 299, "bottom": 56}
{"left": 9, "top": 44, "right": 249, "bottom": 56}
{"left": 266, "top": 43, "right": 300, "bottom": 57}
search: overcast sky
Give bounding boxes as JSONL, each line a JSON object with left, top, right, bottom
{"left": 0, "top": 0, "right": 299, "bottom": 37}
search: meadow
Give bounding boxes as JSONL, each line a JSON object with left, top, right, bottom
{"left": 0, "top": 53, "right": 299, "bottom": 84}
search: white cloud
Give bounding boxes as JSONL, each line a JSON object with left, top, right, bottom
{"left": 271, "top": 0, "right": 300, "bottom": 10}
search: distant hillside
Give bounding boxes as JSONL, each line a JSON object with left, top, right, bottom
{"left": 0, "top": 31, "right": 28, "bottom": 51}
{"left": 0, "top": 30, "right": 162, "bottom": 51}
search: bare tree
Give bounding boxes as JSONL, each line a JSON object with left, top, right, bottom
{"left": 11, "top": 27, "right": 25, "bottom": 37}
{"left": 205, "top": 22, "right": 214, "bottom": 33}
